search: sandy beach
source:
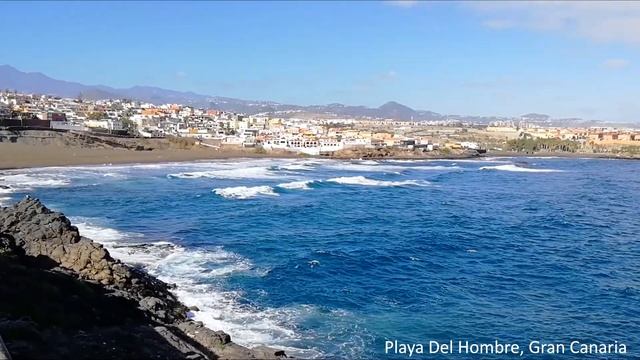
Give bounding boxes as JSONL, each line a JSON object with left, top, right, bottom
{"left": 1, "top": 142, "right": 637, "bottom": 171}
{"left": 0, "top": 143, "right": 302, "bottom": 170}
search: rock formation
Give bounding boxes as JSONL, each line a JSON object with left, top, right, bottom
{"left": 0, "top": 197, "right": 287, "bottom": 360}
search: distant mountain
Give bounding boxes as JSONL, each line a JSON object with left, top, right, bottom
{"left": 0, "top": 65, "right": 118, "bottom": 100}
{"left": 2, "top": 64, "right": 626, "bottom": 125}
{"left": 0, "top": 65, "right": 449, "bottom": 120}
{"left": 0, "top": 65, "right": 211, "bottom": 106}
{"left": 282, "top": 101, "right": 444, "bottom": 121}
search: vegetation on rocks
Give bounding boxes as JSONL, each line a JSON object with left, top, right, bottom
{"left": 505, "top": 138, "right": 580, "bottom": 153}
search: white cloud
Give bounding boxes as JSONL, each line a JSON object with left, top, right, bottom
{"left": 468, "top": 2, "right": 640, "bottom": 45}
{"left": 602, "top": 58, "right": 630, "bottom": 69}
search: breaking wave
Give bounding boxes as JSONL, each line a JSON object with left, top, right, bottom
{"left": 325, "top": 162, "right": 405, "bottom": 173}
{"left": 326, "top": 176, "right": 429, "bottom": 187}
{"left": 70, "top": 217, "right": 316, "bottom": 357}
{"left": 408, "top": 165, "right": 461, "bottom": 171}
{"left": 213, "top": 185, "right": 279, "bottom": 199}
{"left": 169, "top": 167, "right": 275, "bottom": 179}
{"left": 479, "top": 164, "right": 563, "bottom": 173}
{"left": 0, "top": 173, "right": 71, "bottom": 189}
{"left": 276, "top": 180, "right": 315, "bottom": 190}
{"left": 0, "top": 196, "right": 12, "bottom": 207}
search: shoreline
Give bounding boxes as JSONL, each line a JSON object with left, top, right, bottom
{"left": 1, "top": 143, "right": 638, "bottom": 171}
{"left": 485, "top": 151, "right": 640, "bottom": 161}
{"left": 0, "top": 143, "right": 303, "bottom": 171}
{"left": 0, "top": 198, "right": 286, "bottom": 359}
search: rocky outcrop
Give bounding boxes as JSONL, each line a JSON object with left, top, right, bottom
{"left": 0, "top": 197, "right": 186, "bottom": 324}
{"left": 0, "top": 197, "right": 287, "bottom": 360}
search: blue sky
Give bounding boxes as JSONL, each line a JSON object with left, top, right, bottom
{"left": 1, "top": 1, "right": 640, "bottom": 122}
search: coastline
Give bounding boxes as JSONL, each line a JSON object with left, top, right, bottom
{"left": 0, "top": 143, "right": 302, "bottom": 170}
{"left": 1, "top": 143, "right": 638, "bottom": 172}
{"left": 486, "top": 150, "right": 640, "bottom": 161}
{"left": 2, "top": 151, "right": 632, "bottom": 358}
{"left": 0, "top": 198, "right": 287, "bottom": 359}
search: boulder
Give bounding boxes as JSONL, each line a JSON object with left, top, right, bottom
{"left": 0, "top": 198, "right": 287, "bottom": 360}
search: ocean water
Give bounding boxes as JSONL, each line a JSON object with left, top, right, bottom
{"left": 1, "top": 157, "right": 639, "bottom": 359}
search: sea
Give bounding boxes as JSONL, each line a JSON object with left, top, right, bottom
{"left": 1, "top": 157, "right": 639, "bottom": 359}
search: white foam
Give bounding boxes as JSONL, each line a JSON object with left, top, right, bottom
{"left": 479, "top": 164, "right": 563, "bottom": 173}
{"left": 326, "top": 176, "right": 429, "bottom": 187}
{"left": 327, "top": 161, "right": 461, "bottom": 173}
{"left": 425, "top": 158, "right": 511, "bottom": 164}
{"left": 169, "top": 167, "right": 275, "bottom": 180}
{"left": 0, "top": 173, "right": 71, "bottom": 189}
{"left": 69, "top": 217, "right": 314, "bottom": 356}
{"left": 408, "top": 165, "right": 461, "bottom": 171}
{"left": 275, "top": 162, "right": 317, "bottom": 171}
{"left": 277, "top": 180, "right": 314, "bottom": 190}
{"left": 213, "top": 185, "right": 278, "bottom": 199}
{"left": 72, "top": 217, "right": 144, "bottom": 243}
{"left": 384, "top": 159, "right": 425, "bottom": 163}
{"left": 326, "top": 163, "right": 404, "bottom": 173}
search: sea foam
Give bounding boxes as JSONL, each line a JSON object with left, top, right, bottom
{"left": 277, "top": 180, "right": 314, "bottom": 190}
{"left": 326, "top": 176, "right": 429, "bottom": 187}
{"left": 213, "top": 185, "right": 279, "bottom": 199}
{"left": 479, "top": 164, "right": 563, "bottom": 173}
{"left": 169, "top": 167, "right": 275, "bottom": 180}
{"left": 0, "top": 173, "right": 71, "bottom": 188}
{"left": 326, "top": 163, "right": 405, "bottom": 173}
{"left": 71, "top": 217, "right": 315, "bottom": 357}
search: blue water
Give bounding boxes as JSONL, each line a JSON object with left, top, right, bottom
{"left": 1, "top": 157, "right": 639, "bottom": 359}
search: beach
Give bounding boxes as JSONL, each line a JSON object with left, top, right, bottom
{"left": 0, "top": 143, "right": 301, "bottom": 170}
{"left": 1, "top": 132, "right": 637, "bottom": 171}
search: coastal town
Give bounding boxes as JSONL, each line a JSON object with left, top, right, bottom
{"left": 1, "top": 90, "right": 640, "bottom": 158}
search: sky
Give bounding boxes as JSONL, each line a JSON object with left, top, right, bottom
{"left": 1, "top": 1, "right": 640, "bottom": 122}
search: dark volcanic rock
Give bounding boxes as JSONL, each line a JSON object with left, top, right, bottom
{"left": 0, "top": 197, "right": 186, "bottom": 324}
{"left": 0, "top": 197, "right": 287, "bottom": 360}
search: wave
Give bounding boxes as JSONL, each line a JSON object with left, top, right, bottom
{"left": 327, "top": 161, "right": 462, "bottom": 173}
{"left": 276, "top": 180, "right": 314, "bottom": 190}
{"left": 357, "top": 160, "right": 379, "bottom": 165}
{"left": 479, "top": 164, "right": 563, "bottom": 173}
{"left": 0, "top": 173, "right": 71, "bottom": 189}
{"left": 71, "top": 217, "right": 144, "bottom": 243}
{"left": 325, "top": 162, "right": 405, "bottom": 173}
{"left": 408, "top": 165, "right": 461, "bottom": 171}
{"left": 425, "top": 158, "right": 512, "bottom": 164}
{"left": 383, "top": 159, "right": 422, "bottom": 163}
{"left": 326, "top": 176, "right": 429, "bottom": 187}
{"left": 71, "top": 217, "right": 316, "bottom": 357}
{"left": 273, "top": 160, "right": 319, "bottom": 172}
{"left": 213, "top": 185, "right": 279, "bottom": 199}
{"left": 169, "top": 166, "right": 275, "bottom": 180}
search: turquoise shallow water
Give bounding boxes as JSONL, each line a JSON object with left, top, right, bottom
{"left": 1, "top": 157, "right": 639, "bottom": 359}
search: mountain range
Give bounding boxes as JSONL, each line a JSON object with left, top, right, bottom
{"left": 0, "top": 64, "right": 617, "bottom": 126}
{"left": 0, "top": 65, "right": 503, "bottom": 122}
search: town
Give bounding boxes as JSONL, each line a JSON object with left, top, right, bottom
{"left": 1, "top": 90, "right": 639, "bottom": 158}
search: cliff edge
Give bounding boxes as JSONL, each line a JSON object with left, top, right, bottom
{"left": 0, "top": 197, "right": 287, "bottom": 360}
